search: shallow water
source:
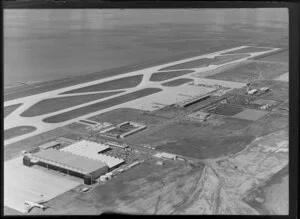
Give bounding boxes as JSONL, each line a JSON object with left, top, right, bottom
{"left": 4, "top": 9, "right": 288, "bottom": 86}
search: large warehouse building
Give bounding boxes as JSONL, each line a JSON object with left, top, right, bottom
{"left": 23, "top": 140, "right": 125, "bottom": 184}
{"left": 25, "top": 149, "right": 108, "bottom": 184}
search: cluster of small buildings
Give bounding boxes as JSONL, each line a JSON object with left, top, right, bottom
{"left": 86, "top": 122, "right": 113, "bottom": 131}
{"left": 100, "top": 121, "right": 147, "bottom": 139}
{"left": 246, "top": 85, "right": 270, "bottom": 96}
{"left": 154, "top": 152, "right": 185, "bottom": 162}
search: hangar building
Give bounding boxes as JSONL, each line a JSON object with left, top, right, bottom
{"left": 24, "top": 149, "right": 108, "bottom": 185}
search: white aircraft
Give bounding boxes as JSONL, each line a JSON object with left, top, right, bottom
{"left": 24, "top": 200, "right": 49, "bottom": 213}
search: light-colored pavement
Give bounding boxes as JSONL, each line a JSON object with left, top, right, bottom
{"left": 4, "top": 46, "right": 280, "bottom": 146}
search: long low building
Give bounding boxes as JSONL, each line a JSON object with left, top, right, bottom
{"left": 26, "top": 148, "right": 108, "bottom": 184}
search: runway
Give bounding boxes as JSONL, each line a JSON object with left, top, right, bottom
{"left": 4, "top": 46, "right": 280, "bottom": 146}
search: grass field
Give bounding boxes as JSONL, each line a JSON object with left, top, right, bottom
{"left": 233, "top": 109, "right": 269, "bottom": 121}
{"left": 253, "top": 50, "right": 289, "bottom": 63}
{"left": 161, "top": 78, "right": 193, "bottom": 87}
{"left": 212, "top": 54, "right": 250, "bottom": 65}
{"left": 4, "top": 126, "right": 37, "bottom": 141}
{"left": 61, "top": 75, "right": 143, "bottom": 94}
{"left": 242, "top": 112, "right": 288, "bottom": 138}
{"left": 207, "top": 60, "right": 288, "bottom": 82}
{"left": 89, "top": 108, "right": 168, "bottom": 127}
{"left": 221, "top": 47, "right": 273, "bottom": 54}
{"left": 4, "top": 103, "right": 22, "bottom": 118}
{"left": 159, "top": 54, "right": 248, "bottom": 71}
{"left": 20, "top": 91, "right": 123, "bottom": 117}
{"left": 206, "top": 103, "right": 244, "bottom": 116}
{"left": 274, "top": 73, "right": 288, "bottom": 82}
{"left": 250, "top": 80, "right": 289, "bottom": 102}
{"left": 129, "top": 116, "right": 254, "bottom": 159}
{"left": 4, "top": 127, "right": 71, "bottom": 162}
{"left": 4, "top": 43, "right": 242, "bottom": 102}
{"left": 150, "top": 70, "right": 194, "bottom": 82}
{"left": 43, "top": 88, "right": 162, "bottom": 123}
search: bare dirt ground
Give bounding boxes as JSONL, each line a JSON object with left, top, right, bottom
{"left": 27, "top": 158, "right": 205, "bottom": 215}
{"left": 27, "top": 129, "right": 288, "bottom": 215}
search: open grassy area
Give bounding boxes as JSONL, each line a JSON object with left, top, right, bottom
{"left": 129, "top": 116, "right": 254, "bottom": 159}
{"left": 161, "top": 78, "right": 193, "bottom": 87}
{"left": 242, "top": 112, "right": 288, "bottom": 138}
{"left": 221, "top": 47, "right": 273, "bottom": 54}
{"left": 4, "top": 126, "right": 37, "bottom": 140}
{"left": 43, "top": 88, "right": 162, "bottom": 123}
{"left": 207, "top": 60, "right": 288, "bottom": 83}
{"left": 61, "top": 75, "right": 143, "bottom": 94}
{"left": 206, "top": 103, "right": 244, "bottom": 116}
{"left": 159, "top": 54, "right": 249, "bottom": 71}
{"left": 212, "top": 54, "right": 250, "bottom": 65}
{"left": 233, "top": 109, "right": 269, "bottom": 121}
{"left": 4, "top": 43, "right": 242, "bottom": 102}
{"left": 4, "top": 127, "right": 72, "bottom": 161}
{"left": 21, "top": 91, "right": 123, "bottom": 117}
{"left": 253, "top": 49, "right": 289, "bottom": 63}
{"left": 4, "top": 103, "right": 22, "bottom": 118}
{"left": 150, "top": 70, "right": 194, "bottom": 82}
{"left": 89, "top": 108, "right": 168, "bottom": 127}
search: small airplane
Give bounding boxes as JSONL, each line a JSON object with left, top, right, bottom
{"left": 24, "top": 200, "right": 49, "bottom": 213}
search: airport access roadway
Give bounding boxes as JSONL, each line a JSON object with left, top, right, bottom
{"left": 4, "top": 46, "right": 279, "bottom": 146}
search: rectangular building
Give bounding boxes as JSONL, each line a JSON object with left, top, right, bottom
{"left": 28, "top": 149, "right": 108, "bottom": 181}
{"left": 38, "top": 141, "right": 61, "bottom": 150}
